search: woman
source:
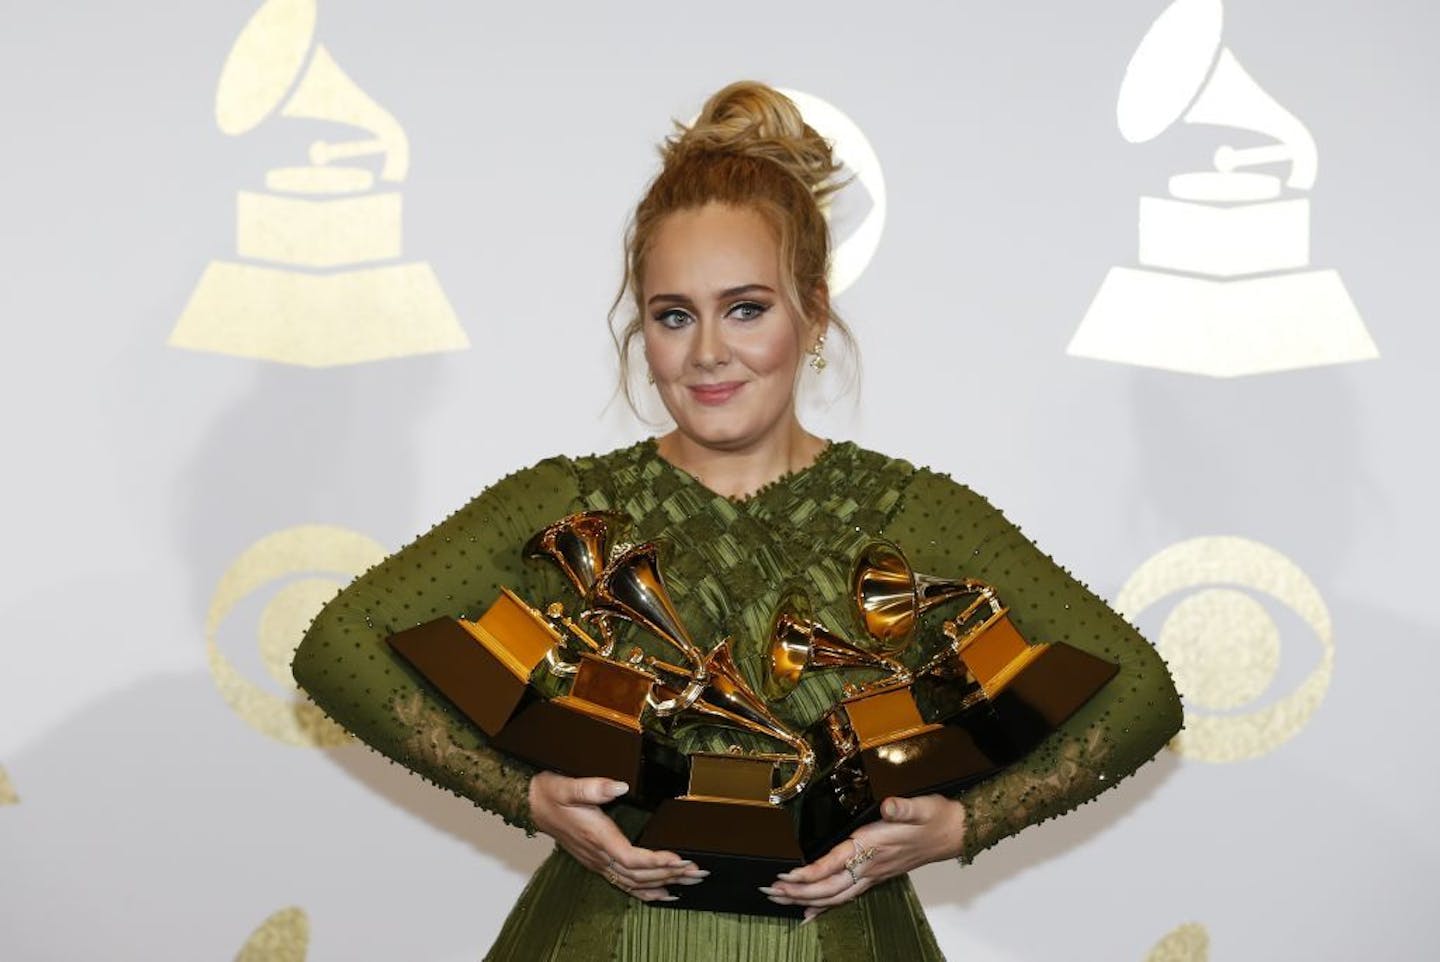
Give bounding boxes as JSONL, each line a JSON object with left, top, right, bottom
{"left": 292, "top": 81, "right": 1182, "bottom": 961}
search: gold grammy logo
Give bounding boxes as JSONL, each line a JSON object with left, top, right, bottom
{"left": 1115, "top": 536, "right": 1334, "bottom": 763}
{"left": 206, "top": 524, "right": 387, "bottom": 747}
{"left": 1069, "top": 0, "right": 1379, "bottom": 377}
{"left": 1145, "top": 922, "right": 1210, "bottom": 961}
{"left": 233, "top": 906, "right": 310, "bottom": 961}
{"left": 0, "top": 764, "right": 17, "bottom": 806}
{"left": 171, "top": 0, "right": 467, "bottom": 366}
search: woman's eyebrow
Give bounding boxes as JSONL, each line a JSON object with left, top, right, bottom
{"left": 717, "top": 283, "right": 775, "bottom": 298}
{"left": 647, "top": 283, "right": 775, "bottom": 307}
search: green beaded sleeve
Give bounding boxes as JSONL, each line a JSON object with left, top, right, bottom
{"left": 290, "top": 457, "right": 582, "bottom": 835}
{"left": 884, "top": 468, "right": 1184, "bottom": 863}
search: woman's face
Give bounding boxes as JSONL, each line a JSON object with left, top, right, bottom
{"left": 641, "top": 202, "right": 820, "bottom": 453}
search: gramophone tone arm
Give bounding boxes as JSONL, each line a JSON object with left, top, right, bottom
{"left": 539, "top": 603, "right": 605, "bottom": 649}
{"left": 537, "top": 603, "right": 612, "bottom": 679}
{"left": 949, "top": 582, "right": 1001, "bottom": 620}
{"left": 1214, "top": 140, "right": 1317, "bottom": 190}
{"left": 770, "top": 745, "right": 816, "bottom": 804}
{"left": 554, "top": 611, "right": 608, "bottom": 655}
{"left": 309, "top": 137, "right": 388, "bottom": 166}
{"left": 645, "top": 670, "right": 708, "bottom": 717}
{"left": 573, "top": 609, "right": 620, "bottom": 658}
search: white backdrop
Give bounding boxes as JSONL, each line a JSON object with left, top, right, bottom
{"left": 2, "top": 1, "right": 1436, "bottom": 959}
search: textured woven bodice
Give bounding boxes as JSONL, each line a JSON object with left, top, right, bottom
{"left": 292, "top": 438, "right": 1182, "bottom": 961}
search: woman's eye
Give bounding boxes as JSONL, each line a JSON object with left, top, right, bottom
{"left": 730, "top": 301, "right": 769, "bottom": 321}
{"left": 654, "top": 309, "right": 692, "bottom": 329}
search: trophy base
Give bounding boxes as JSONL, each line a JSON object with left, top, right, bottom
{"left": 985, "top": 641, "right": 1120, "bottom": 750}
{"left": 386, "top": 617, "right": 530, "bottom": 736}
{"left": 491, "top": 695, "right": 647, "bottom": 788}
{"left": 798, "top": 723, "right": 1005, "bottom": 860}
{"left": 638, "top": 798, "right": 805, "bottom": 919}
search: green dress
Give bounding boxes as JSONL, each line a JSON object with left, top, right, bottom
{"left": 291, "top": 438, "right": 1182, "bottom": 961}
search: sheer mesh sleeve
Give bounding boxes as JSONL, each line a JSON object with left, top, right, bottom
{"left": 291, "top": 456, "right": 580, "bottom": 835}
{"left": 885, "top": 469, "right": 1183, "bottom": 863}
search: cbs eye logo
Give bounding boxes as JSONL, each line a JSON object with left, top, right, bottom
{"left": 206, "top": 525, "right": 387, "bottom": 747}
{"left": 1115, "top": 536, "right": 1334, "bottom": 763}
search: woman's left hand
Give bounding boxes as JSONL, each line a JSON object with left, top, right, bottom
{"left": 763, "top": 794, "right": 966, "bottom": 920}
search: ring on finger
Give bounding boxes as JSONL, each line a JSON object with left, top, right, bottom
{"left": 851, "top": 837, "right": 877, "bottom": 857}
{"left": 845, "top": 862, "right": 862, "bottom": 886}
{"left": 844, "top": 848, "right": 876, "bottom": 872}
{"left": 603, "top": 867, "right": 628, "bottom": 890}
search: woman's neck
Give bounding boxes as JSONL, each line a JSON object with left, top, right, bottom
{"left": 655, "top": 423, "right": 828, "bottom": 501}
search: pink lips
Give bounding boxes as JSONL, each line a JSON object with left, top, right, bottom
{"left": 687, "top": 381, "right": 745, "bottom": 406}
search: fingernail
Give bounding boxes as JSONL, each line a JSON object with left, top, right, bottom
{"left": 757, "top": 886, "right": 780, "bottom": 896}
{"left": 660, "top": 895, "right": 678, "bottom": 901}
{"left": 677, "top": 876, "right": 705, "bottom": 885}
{"left": 798, "top": 914, "right": 815, "bottom": 926}
{"left": 608, "top": 782, "right": 629, "bottom": 796}
{"left": 776, "top": 872, "right": 796, "bottom": 881}
{"left": 685, "top": 869, "right": 709, "bottom": 878}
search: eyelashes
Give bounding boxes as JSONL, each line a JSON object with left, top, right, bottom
{"left": 652, "top": 301, "right": 771, "bottom": 329}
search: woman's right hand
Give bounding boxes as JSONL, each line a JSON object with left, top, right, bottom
{"left": 527, "top": 770, "right": 708, "bottom": 902}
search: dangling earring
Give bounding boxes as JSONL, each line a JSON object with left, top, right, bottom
{"left": 646, "top": 368, "right": 655, "bottom": 384}
{"left": 807, "top": 332, "right": 827, "bottom": 373}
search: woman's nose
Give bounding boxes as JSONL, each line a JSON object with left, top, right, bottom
{"left": 690, "top": 317, "right": 730, "bottom": 369}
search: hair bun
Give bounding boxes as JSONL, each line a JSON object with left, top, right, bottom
{"left": 663, "top": 81, "right": 845, "bottom": 202}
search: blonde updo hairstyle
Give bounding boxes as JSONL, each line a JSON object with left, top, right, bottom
{"left": 609, "top": 80, "right": 859, "bottom": 416}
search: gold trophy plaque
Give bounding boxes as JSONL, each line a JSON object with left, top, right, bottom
{"left": 638, "top": 750, "right": 805, "bottom": 919}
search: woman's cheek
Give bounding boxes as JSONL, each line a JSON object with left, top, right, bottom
{"left": 737, "top": 335, "right": 799, "bottom": 376}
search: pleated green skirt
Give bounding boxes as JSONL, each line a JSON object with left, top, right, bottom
{"left": 483, "top": 846, "right": 948, "bottom": 962}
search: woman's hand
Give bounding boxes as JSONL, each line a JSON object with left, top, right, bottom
{"left": 528, "top": 771, "right": 708, "bottom": 902}
{"left": 763, "top": 794, "right": 966, "bottom": 921}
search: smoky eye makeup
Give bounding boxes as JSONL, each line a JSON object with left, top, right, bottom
{"left": 728, "top": 300, "right": 770, "bottom": 320}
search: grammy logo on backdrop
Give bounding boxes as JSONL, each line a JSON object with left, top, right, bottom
{"left": 1069, "top": 0, "right": 1379, "bottom": 377}
{"left": 170, "top": 0, "right": 466, "bottom": 367}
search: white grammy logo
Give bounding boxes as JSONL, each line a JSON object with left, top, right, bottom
{"left": 1068, "top": 0, "right": 1379, "bottom": 377}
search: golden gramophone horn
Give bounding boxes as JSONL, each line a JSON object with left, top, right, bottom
{"left": 652, "top": 639, "right": 815, "bottom": 804}
{"left": 851, "top": 539, "right": 990, "bottom": 652}
{"left": 766, "top": 586, "right": 908, "bottom": 700}
{"left": 522, "top": 511, "right": 632, "bottom": 675}
{"left": 587, "top": 541, "right": 709, "bottom": 715}
{"left": 526, "top": 511, "right": 631, "bottom": 658}
{"left": 525, "top": 511, "right": 631, "bottom": 600}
